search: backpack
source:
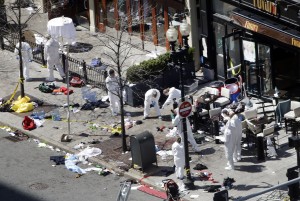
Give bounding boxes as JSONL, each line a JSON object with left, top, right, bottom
{"left": 70, "top": 77, "right": 84, "bottom": 87}
{"left": 90, "top": 58, "right": 102, "bottom": 67}
{"left": 39, "top": 83, "right": 56, "bottom": 93}
{"left": 22, "top": 116, "right": 36, "bottom": 130}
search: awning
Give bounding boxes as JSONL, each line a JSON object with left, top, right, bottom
{"left": 231, "top": 10, "right": 300, "bottom": 48}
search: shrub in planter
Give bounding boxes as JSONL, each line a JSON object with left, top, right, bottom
{"left": 126, "top": 48, "right": 194, "bottom": 84}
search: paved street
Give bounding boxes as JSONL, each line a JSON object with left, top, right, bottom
{"left": 0, "top": 2, "right": 300, "bottom": 201}
{"left": 0, "top": 128, "right": 163, "bottom": 201}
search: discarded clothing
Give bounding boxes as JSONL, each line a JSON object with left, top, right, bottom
{"left": 81, "top": 100, "right": 109, "bottom": 110}
{"left": 193, "top": 163, "right": 208, "bottom": 171}
{"left": 65, "top": 154, "right": 86, "bottom": 174}
{"left": 223, "top": 177, "right": 235, "bottom": 189}
{"left": 50, "top": 156, "right": 65, "bottom": 165}
{"left": 77, "top": 147, "right": 102, "bottom": 158}
{"left": 204, "top": 185, "right": 222, "bottom": 193}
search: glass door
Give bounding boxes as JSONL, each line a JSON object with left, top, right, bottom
{"left": 222, "top": 31, "right": 243, "bottom": 79}
{"left": 242, "top": 39, "right": 272, "bottom": 96}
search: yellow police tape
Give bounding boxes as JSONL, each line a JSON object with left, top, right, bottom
{"left": 0, "top": 78, "right": 22, "bottom": 107}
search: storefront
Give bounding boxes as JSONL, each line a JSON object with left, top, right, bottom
{"left": 197, "top": 0, "right": 300, "bottom": 99}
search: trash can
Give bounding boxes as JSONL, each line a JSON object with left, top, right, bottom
{"left": 130, "top": 131, "right": 157, "bottom": 171}
{"left": 286, "top": 166, "right": 300, "bottom": 200}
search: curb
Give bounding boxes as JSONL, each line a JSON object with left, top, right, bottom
{"left": 0, "top": 117, "right": 178, "bottom": 199}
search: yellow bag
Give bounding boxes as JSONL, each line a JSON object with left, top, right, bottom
{"left": 11, "top": 96, "right": 34, "bottom": 113}
{"left": 15, "top": 102, "right": 34, "bottom": 113}
{"left": 12, "top": 96, "right": 31, "bottom": 105}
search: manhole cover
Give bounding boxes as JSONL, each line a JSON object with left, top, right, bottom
{"left": 29, "top": 183, "right": 49, "bottom": 190}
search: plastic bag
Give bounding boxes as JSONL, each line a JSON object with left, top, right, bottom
{"left": 13, "top": 102, "right": 34, "bottom": 113}
{"left": 11, "top": 96, "right": 34, "bottom": 113}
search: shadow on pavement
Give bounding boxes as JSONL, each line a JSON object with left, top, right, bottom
{"left": 0, "top": 181, "right": 41, "bottom": 201}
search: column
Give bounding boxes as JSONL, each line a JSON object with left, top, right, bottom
{"left": 89, "top": 0, "right": 96, "bottom": 32}
{"left": 151, "top": 0, "right": 158, "bottom": 45}
{"left": 187, "top": 0, "right": 200, "bottom": 71}
{"left": 164, "top": 5, "right": 169, "bottom": 50}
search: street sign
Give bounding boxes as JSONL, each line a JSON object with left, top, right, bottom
{"left": 178, "top": 101, "right": 192, "bottom": 118}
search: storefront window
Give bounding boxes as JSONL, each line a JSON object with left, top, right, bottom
{"left": 214, "top": 22, "right": 225, "bottom": 78}
{"left": 213, "top": 0, "right": 236, "bottom": 18}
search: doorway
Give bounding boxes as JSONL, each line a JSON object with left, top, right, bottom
{"left": 222, "top": 32, "right": 273, "bottom": 97}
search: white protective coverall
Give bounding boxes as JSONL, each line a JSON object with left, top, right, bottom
{"left": 223, "top": 113, "right": 242, "bottom": 170}
{"left": 14, "top": 42, "right": 33, "bottom": 81}
{"left": 105, "top": 74, "right": 120, "bottom": 115}
{"left": 144, "top": 89, "right": 161, "bottom": 118}
{"left": 172, "top": 109, "right": 200, "bottom": 152}
{"left": 172, "top": 140, "right": 185, "bottom": 179}
{"left": 44, "top": 38, "right": 66, "bottom": 81}
{"left": 161, "top": 87, "right": 181, "bottom": 109}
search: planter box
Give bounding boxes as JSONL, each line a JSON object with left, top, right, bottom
{"left": 125, "top": 83, "right": 149, "bottom": 107}
{"left": 184, "top": 79, "right": 198, "bottom": 94}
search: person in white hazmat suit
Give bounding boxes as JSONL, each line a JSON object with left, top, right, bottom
{"left": 172, "top": 137, "right": 185, "bottom": 180}
{"left": 161, "top": 87, "right": 181, "bottom": 109}
{"left": 221, "top": 109, "right": 242, "bottom": 170}
{"left": 14, "top": 36, "right": 33, "bottom": 81}
{"left": 105, "top": 69, "right": 120, "bottom": 116}
{"left": 172, "top": 108, "right": 200, "bottom": 152}
{"left": 143, "top": 89, "right": 161, "bottom": 119}
{"left": 44, "top": 36, "right": 66, "bottom": 81}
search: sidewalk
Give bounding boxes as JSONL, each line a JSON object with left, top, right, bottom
{"left": 0, "top": 7, "right": 296, "bottom": 201}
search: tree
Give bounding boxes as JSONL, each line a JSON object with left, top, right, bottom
{"left": 89, "top": 1, "right": 171, "bottom": 152}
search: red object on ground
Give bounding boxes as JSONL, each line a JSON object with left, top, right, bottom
{"left": 137, "top": 185, "right": 167, "bottom": 200}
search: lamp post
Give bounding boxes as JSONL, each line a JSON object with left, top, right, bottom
{"left": 166, "top": 19, "right": 195, "bottom": 190}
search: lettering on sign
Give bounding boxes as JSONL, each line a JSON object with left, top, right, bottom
{"left": 253, "top": 0, "right": 277, "bottom": 15}
{"left": 292, "top": 38, "right": 300, "bottom": 48}
{"left": 245, "top": 21, "right": 259, "bottom": 32}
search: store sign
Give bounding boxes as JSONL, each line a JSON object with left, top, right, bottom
{"left": 292, "top": 38, "right": 300, "bottom": 48}
{"left": 245, "top": 21, "right": 259, "bottom": 32}
{"left": 241, "top": 0, "right": 278, "bottom": 16}
{"left": 253, "top": 0, "right": 277, "bottom": 15}
{"left": 232, "top": 13, "right": 300, "bottom": 48}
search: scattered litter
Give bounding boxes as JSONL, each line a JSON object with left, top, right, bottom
{"left": 0, "top": 126, "right": 13, "bottom": 132}
{"left": 33, "top": 119, "right": 45, "bottom": 127}
{"left": 33, "top": 139, "right": 40, "bottom": 144}
{"left": 50, "top": 156, "right": 65, "bottom": 165}
{"left": 166, "top": 127, "right": 177, "bottom": 137}
{"left": 77, "top": 147, "right": 102, "bottom": 158}
{"left": 65, "top": 153, "right": 86, "bottom": 174}
{"left": 38, "top": 143, "right": 47, "bottom": 148}
{"left": 223, "top": 177, "right": 235, "bottom": 189}
{"left": 190, "top": 194, "right": 199, "bottom": 199}
{"left": 61, "top": 134, "right": 72, "bottom": 142}
{"left": 73, "top": 143, "right": 85, "bottom": 150}
{"left": 8, "top": 132, "right": 16, "bottom": 136}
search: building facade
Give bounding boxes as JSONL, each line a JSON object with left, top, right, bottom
{"left": 195, "top": 0, "right": 300, "bottom": 98}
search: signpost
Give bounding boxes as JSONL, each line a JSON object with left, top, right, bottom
{"left": 178, "top": 101, "right": 192, "bottom": 118}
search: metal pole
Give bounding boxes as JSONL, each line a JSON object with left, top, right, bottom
{"left": 18, "top": 1, "right": 25, "bottom": 97}
{"left": 178, "top": 37, "right": 194, "bottom": 189}
{"left": 236, "top": 176, "right": 300, "bottom": 201}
